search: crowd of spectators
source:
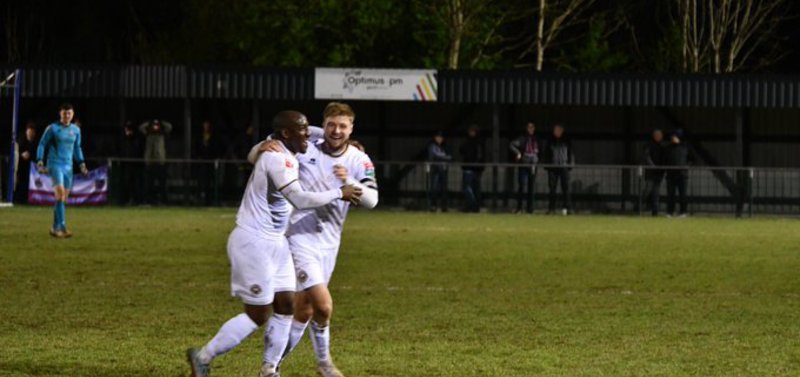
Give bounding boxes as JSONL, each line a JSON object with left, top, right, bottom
{"left": 11, "top": 114, "right": 696, "bottom": 213}
{"left": 426, "top": 122, "right": 693, "bottom": 216}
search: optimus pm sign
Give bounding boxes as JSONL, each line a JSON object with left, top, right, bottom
{"left": 314, "top": 68, "right": 437, "bottom": 101}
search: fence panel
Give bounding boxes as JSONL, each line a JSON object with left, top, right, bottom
{"left": 2, "top": 156, "right": 798, "bottom": 217}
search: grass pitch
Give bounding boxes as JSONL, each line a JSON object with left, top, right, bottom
{"left": 1, "top": 207, "right": 799, "bottom": 376}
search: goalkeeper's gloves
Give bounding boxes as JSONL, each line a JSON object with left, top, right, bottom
{"left": 36, "top": 161, "right": 48, "bottom": 174}
{"left": 79, "top": 162, "right": 89, "bottom": 175}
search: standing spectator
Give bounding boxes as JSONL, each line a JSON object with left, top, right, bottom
{"left": 427, "top": 131, "right": 452, "bottom": 212}
{"left": 459, "top": 125, "right": 484, "bottom": 213}
{"left": 235, "top": 124, "right": 258, "bottom": 160}
{"left": 232, "top": 124, "right": 258, "bottom": 189}
{"left": 195, "top": 120, "right": 225, "bottom": 205}
{"left": 543, "top": 124, "right": 575, "bottom": 215}
{"left": 196, "top": 120, "right": 225, "bottom": 160}
{"left": 509, "top": 121, "right": 540, "bottom": 213}
{"left": 643, "top": 129, "right": 666, "bottom": 216}
{"left": 139, "top": 119, "right": 172, "bottom": 205}
{"left": 664, "top": 129, "right": 691, "bottom": 217}
{"left": 14, "top": 122, "right": 38, "bottom": 204}
{"left": 118, "top": 121, "right": 143, "bottom": 205}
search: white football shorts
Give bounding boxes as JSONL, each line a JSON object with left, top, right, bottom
{"left": 288, "top": 234, "right": 339, "bottom": 291}
{"left": 228, "top": 227, "right": 294, "bottom": 305}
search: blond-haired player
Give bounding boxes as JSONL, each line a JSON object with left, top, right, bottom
{"left": 187, "top": 111, "right": 361, "bottom": 377}
{"left": 249, "top": 102, "right": 378, "bottom": 377}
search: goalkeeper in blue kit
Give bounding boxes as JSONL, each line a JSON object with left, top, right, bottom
{"left": 36, "top": 103, "right": 88, "bottom": 238}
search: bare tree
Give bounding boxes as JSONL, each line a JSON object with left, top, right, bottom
{"left": 446, "top": 0, "right": 467, "bottom": 69}
{"left": 723, "top": 0, "right": 786, "bottom": 72}
{"left": 679, "top": 0, "right": 708, "bottom": 72}
{"left": 530, "top": 0, "right": 597, "bottom": 71}
{"left": 417, "top": 0, "right": 488, "bottom": 69}
{"left": 676, "top": 0, "right": 788, "bottom": 73}
{"left": 422, "top": 0, "right": 527, "bottom": 69}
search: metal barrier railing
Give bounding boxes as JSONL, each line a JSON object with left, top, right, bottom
{"left": 2, "top": 156, "right": 798, "bottom": 216}
{"left": 373, "top": 161, "right": 798, "bottom": 217}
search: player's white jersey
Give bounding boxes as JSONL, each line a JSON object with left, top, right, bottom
{"left": 236, "top": 146, "right": 300, "bottom": 239}
{"left": 287, "top": 140, "right": 376, "bottom": 248}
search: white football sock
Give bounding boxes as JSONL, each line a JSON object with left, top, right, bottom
{"left": 309, "top": 320, "right": 331, "bottom": 364}
{"left": 263, "top": 313, "right": 293, "bottom": 366}
{"left": 281, "top": 319, "right": 309, "bottom": 362}
{"left": 198, "top": 313, "right": 258, "bottom": 364}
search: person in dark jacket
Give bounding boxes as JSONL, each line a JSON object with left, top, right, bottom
{"left": 14, "top": 122, "right": 38, "bottom": 204}
{"left": 509, "top": 121, "right": 539, "bottom": 213}
{"left": 195, "top": 120, "right": 225, "bottom": 205}
{"left": 643, "top": 129, "right": 666, "bottom": 216}
{"left": 118, "top": 121, "right": 143, "bottom": 205}
{"left": 459, "top": 125, "right": 484, "bottom": 213}
{"left": 427, "top": 131, "right": 452, "bottom": 212}
{"left": 542, "top": 124, "right": 575, "bottom": 214}
{"left": 664, "top": 129, "right": 692, "bottom": 217}
{"left": 139, "top": 118, "right": 172, "bottom": 205}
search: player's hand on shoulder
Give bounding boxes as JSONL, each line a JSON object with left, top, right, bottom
{"left": 259, "top": 140, "right": 283, "bottom": 154}
{"left": 333, "top": 164, "right": 349, "bottom": 182}
{"left": 339, "top": 184, "right": 362, "bottom": 205}
{"left": 348, "top": 139, "right": 365, "bottom": 152}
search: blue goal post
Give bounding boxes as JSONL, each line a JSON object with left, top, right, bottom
{"left": 3, "top": 69, "right": 24, "bottom": 205}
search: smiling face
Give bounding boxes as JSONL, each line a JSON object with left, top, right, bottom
{"left": 272, "top": 110, "right": 310, "bottom": 154}
{"left": 286, "top": 123, "right": 310, "bottom": 154}
{"left": 323, "top": 114, "right": 354, "bottom": 152}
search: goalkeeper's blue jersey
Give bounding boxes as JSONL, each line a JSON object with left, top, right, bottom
{"left": 36, "top": 122, "right": 85, "bottom": 166}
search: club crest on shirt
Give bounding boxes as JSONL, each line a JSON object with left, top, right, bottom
{"left": 363, "top": 161, "right": 375, "bottom": 178}
{"left": 285, "top": 159, "right": 294, "bottom": 168}
{"left": 250, "top": 284, "right": 262, "bottom": 295}
{"left": 308, "top": 158, "right": 316, "bottom": 165}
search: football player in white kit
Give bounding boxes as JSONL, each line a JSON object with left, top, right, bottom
{"left": 249, "top": 102, "right": 378, "bottom": 377}
{"left": 187, "top": 110, "right": 362, "bottom": 377}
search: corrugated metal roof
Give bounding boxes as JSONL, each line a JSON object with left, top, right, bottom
{"left": 1, "top": 66, "right": 121, "bottom": 98}
{"left": 438, "top": 71, "right": 800, "bottom": 108}
{"left": 188, "top": 68, "right": 312, "bottom": 99}
{"left": 122, "top": 66, "right": 186, "bottom": 98}
{"left": 1, "top": 66, "right": 313, "bottom": 100}
{"left": 3, "top": 66, "right": 800, "bottom": 108}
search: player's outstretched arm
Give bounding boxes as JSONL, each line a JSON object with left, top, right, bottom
{"left": 280, "top": 181, "right": 362, "bottom": 209}
{"left": 247, "top": 141, "right": 266, "bottom": 164}
{"left": 341, "top": 178, "right": 378, "bottom": 208}
{"left": 247, "top": 126, "right": 324, "bottom": 164}
{"left": 334, "top": 157, "right": 379, "bottom": 209}
{"left": 308, "top": 126, "right": 324, "bottom": 142}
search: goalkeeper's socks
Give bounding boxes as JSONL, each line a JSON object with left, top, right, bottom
{"left": 309, "top": 320, "right": 332, "bottom": 364}
{"left": 54, "top": 201, "right": 65, "bottom": 229}
{"left": 281, "top": 319, "right": 309, "bottom": 362}
{"left": 263, "top": 313, "right": 292, "bottom": 367}
{"left": 198, "top": 313, "right": 258, "bottom": 364}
